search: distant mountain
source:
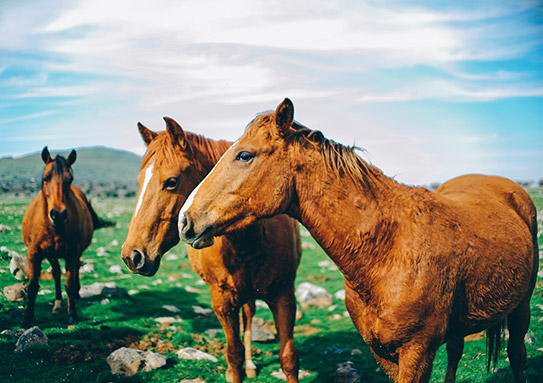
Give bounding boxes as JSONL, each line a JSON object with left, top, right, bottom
{"left": 0, "top": 147, "right": 143, "bottom": 196}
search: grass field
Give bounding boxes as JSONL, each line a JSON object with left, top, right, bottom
{"left": 1, "top": 190, "right": 542, "bottom": 383}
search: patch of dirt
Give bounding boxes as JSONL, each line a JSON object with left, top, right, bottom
{"left": 294, "top": 324, "right": 322, "bottom": 337}
{"left": 51, "top": 330, "right": 141, "bottom": 365}
{"left": 130, "top": 332, "right": 176, "bottom": 354}
{"left": 464, "top": 331, "right": 485, "bottom": 341}
{"left": 306, "top": 275, "right": 330, "bottom": 284}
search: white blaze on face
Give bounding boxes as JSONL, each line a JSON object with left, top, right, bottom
{"left": 134, "top": 163, "right": 154, "bottom": 218}
{"left": 178, "top": 141, "right": 238, "bottom": 226}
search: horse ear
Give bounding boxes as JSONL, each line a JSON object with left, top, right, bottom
{"left": 67, "top": 149, "right": 77, "bottom": 166}
{"left": 138, "top": 122, "right": 158, "bottom": 147}
{"left": 164, "top": 117, "right": 189, "bottom": 149}
{"left": 41, "top": 146, "right": 52, "bottom": 164}
{"left": 275, "top": 98, "right": 294, "bottom": 135}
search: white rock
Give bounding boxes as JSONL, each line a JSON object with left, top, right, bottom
{"left": 193, "top": 306, "right": 213, "bottom": 315}
{"left": 176, "top": 347, "right": 218, "bottom": 362}
{"left": 295, "top": 282, "right": 333, "bottom": 308}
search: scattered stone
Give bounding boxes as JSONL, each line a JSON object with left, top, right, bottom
{"left": 176, "top": 347, "right": 218, "bottom": 362}
{"left": 185, "top": 285, "right": 204, "bottom": 293}
{"left": 0, "top": 224, "right": 11, "bottom": 233}
{"left": 335, "top": 290, "right": 346, "bottom": 301}
{"left": 110, "top": 239, "right": 119, "bottom": 247}
{"left": 7, "top": 248, "right": 29, "bottom": 280}
{"left": 302, "top": 242, "right": 315, "bottom": 250}
{"left": 107, "top": 347, "right": 175, "bottom": 377}
{"left": 80, "top": 263, "right": 95, "bottom": 273}
{"left": 96, "top": 247, "right": 108, "bottom": 257}
{"left": 109, "top": 265, "right": 123, "bottom": 274}
{"left": 335, "top": 361, "right": 361, "bottom": 383}
{"left": 205, "top": 329, "right": 222, "bottom": 338}
{"left": 163, "top": 305, "right": 181, "bottom": 313}
{"left": 525, "top": 333, "right": 535, "bottom": 344}
{"left": 271, "top": 368, "right": 312, "bottom": 380}
{"left": 128, "top": 289, "right": 139, "bottom": 295}
{"left": 193, "top": 306, "right": 213, "bottom": 315}
{"left": 351, "top": 349, "right": 363, "bottom": 356}
{"left": 165, "top": 253, "right": 179, "bottom": 261}
{"left": 195, "top": 279, "right": 206, "bottom": 286}
{"left": 3, "top": 282, "right": 28, "bottom": 301}
{"left": 296, "top": 282, "right": 333, "bottom": 308}
{"left": 79, "top": 282, "right": 126, "bottom": 298}
{"left": 152, "top": 278, "right": 163, "bottom": 285}
{"left": 181, "top": 273, "right": 194, "bottom": 279}
{"left": 180, "top": 378, "right": 207, "bottom": 383}
{"left": 14, "top": 326, "right": 49, "bottom": 353}
{"left": 251, "top": 317, "right": 276, "bottom": 342}
{"left": 318, "top": 260, "right": 333, "bottom": 268}
{"left": 155, "top": 316, "right": 183, "bottom": 325}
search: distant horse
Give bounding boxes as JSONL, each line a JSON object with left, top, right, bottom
{"left": 22, "top": 147, "right": 112, "bottom": 327}
{"left": 121, "top": 118, "right": 301, "bottom": 383}
{"left": 179, "top": 99, "right": 538, "bottom": 383}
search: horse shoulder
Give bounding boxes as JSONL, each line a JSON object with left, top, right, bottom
{"left": 22, "top": 194, "right": 47, "bottom": 249}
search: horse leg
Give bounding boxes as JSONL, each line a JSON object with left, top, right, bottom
{"left": 50, "top": 258, "right": 63, "bottom": 314}
{"left": 397, "top": 342, "right": 436, "bottom": 383}
{"left": 267, "top": 290, "right": 299, "bottom": 383}
{"left": 369, "top": 351, "right": 399, "bottom": 381}
{"left": 241, "top": 300, "right": 257, "bottom": 378}
{"left": 444, "top": 336, "right": 464, "bottom": 383}
{"left": 22, "top": 253, "right": 42, "bottom": 328}
{"left": 210, "top": 288, "right": 244, "bottom": 383}
{"left": 64, "top": 256, "right": 80, "bottom": 325}
{"left": 507, "top": 298, "right": 530, "bottom": 383}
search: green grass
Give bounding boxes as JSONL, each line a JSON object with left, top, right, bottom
{"left": 1, "top": 190, "right": 542, "bottom": 382}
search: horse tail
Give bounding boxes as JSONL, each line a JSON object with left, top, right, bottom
{"left": 486, "top": 319, "right": 506, "bottom": 372}
{"left": 87, "top": 200, "right": 115, "bottom": 230}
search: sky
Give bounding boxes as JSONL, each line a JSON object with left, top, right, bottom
{"left": 0, "top": 0, "right": 542, "bottom": 186}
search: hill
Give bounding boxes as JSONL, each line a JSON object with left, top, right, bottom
{"left": 0, "top": 147, "right": 142, "bottom": 197}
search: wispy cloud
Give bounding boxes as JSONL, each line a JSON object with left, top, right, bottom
{"left": 0, "top": 0, "right": 541, "bottom": 183}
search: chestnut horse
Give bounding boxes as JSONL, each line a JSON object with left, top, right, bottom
{"left": 121, "top": 117, "right": 301, "bottom": 383}
{"left": 22, "top": 147, "right": 112, "bottom": 327}
{"left": 179, "top": 99, "right": 538, "bottom": 383}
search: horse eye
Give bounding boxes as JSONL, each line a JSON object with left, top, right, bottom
{"left": 235, "top": 151, "right": 254, "bottom": 162}
{"left": 164, "top": 177, "right": 179, "bottom": 190}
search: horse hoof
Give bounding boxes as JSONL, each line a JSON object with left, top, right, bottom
{"left": 245, "top": 366, "right": 257, "bottom": 378}
{"left": 52, "top": 300, "right": 62, "bottom": 314}
{"left": 225, "top": 369, "right": 234, "bottom": 383}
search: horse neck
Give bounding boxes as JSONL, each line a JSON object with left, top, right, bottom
{"left": 186, "top": 132, "right": 232, "bottom": 173}
{"left": 290, "top": 148, "right": 410, "bottom": 288}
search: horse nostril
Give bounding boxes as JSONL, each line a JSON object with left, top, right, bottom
{"left": 132, "top": 249, "right": 145, "bottom": 270}
{"left": 50, "top": 209, "right": 57, "bottom": 220}
{"left": 181, "top": 214, "right": 195, "bottom": 239}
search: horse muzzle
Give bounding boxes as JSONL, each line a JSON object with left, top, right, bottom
{"left": 122, "top": 248, "right": 161, "bottom": 276}
{"left": 179, "top": 213, "right": 215, "bottom": 249}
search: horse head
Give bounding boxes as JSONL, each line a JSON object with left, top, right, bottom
{"left": 121, "top": 117, "right": 210, "bottom": 276}
{"left": 179, "top": 98, "right": 296, "bottom": 249}
{"left": 40, "top": 146, "right": 76, "bottom": 229}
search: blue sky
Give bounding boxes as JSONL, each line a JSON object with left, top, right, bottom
{"left": 1, "top": 0, "right": 542, "bottom": 185}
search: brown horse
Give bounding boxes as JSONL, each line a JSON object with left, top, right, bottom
{"left": 121, "top": 117, "right": 301, "bottom": 383}
{"left": 22, "top": 147, "right": 112, "bottom": 328}
{"left": 179, "top": 99, "right": 538, "bottom": 383}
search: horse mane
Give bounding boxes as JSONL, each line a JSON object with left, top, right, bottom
{"left": 41, "top": 155, "right": 72, "bottom": 189}
{"left": 249, "top": 113, "right": 386, "bottom": 193}
{"left": 142, "top": 130, "right": 231, "bottom": 171}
